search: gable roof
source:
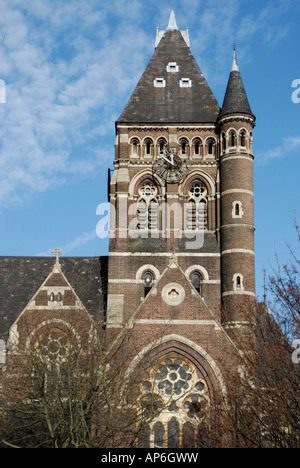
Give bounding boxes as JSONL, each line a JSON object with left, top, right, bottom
{"left": 0, "top": 256, "right": 108, "bottom": 339}
{"left": 117, "top": 22, "right": 220, "bottom": 125}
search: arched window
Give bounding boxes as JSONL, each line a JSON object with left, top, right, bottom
{"left": 186, "top": 181, "right": 208, "bottom": 231}
{"left": 232, "top": 201, "right": 243, "bottom": 219}
{"left": 50, "top": 293, "right": 55, "bottom": 302}
{"left": 137, "top": 355, "right": 210, "bottom": 448}
{"left": 137, "top": 181, "right": 159, "bottom": 232}
{"left": 191, "top": 272, "right": 203, "bottom": 296}
{"left": 179, "top": 138, "right": 189, "bottom": 156}
{"left": 229, "top": 131, "right": 236, "bottom": 148}
{"left": 193, "top": 138, "right": 202, "bottom": 157}
{"left": 57, "top": 292, "right": 62, "bottom": 302}
{"left": 144, "top": 138, "right": 153, "bottom": 156}
{"left": 249, "top": 132, "right": 253, "bottom": 152}
{"left": 34, "top": 329, "right": 72, "bottom": 398}
{"left": 131, "top": 138, "right": 140, "bottom": 157}
{"left": 235, "top": 203, "right": 240, "bottom": 217}
{"left": 144, "top": 272, "right": 154, "bottom": 297}
{"left": 233, "top": 273, "right": 244, "bottom": 292}
{"left": 240, "top": 130, "right": 246, "bottom": 147}
{"left": 157, "top": 138, "right": 167, "bottom": 154}
{"left": 222, "top": 132, "right": 226, "bottom": 152}
{"left": 206, "top": 138, "right": 215, "bottom": 156}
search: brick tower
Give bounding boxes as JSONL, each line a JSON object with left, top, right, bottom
{"left": 218, "top": 49, "right": 256, "bottom": 329}
{"left": 105, "top": 12, "right": 256, "bottom": 447}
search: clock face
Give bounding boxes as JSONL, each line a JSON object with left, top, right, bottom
{"left": 153, "top": 147, "right": 190, "bottom": 183}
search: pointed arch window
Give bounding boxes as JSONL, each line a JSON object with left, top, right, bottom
{"left": 222, "top": 132, "right": 226, "bottom": 152}
{"left": 137, "top": 355, "right": 210, "bottom": 448}
{"left": 232, "top": 201, "right": 243, "bottom": 219}
{"left": 240, "top": 130, "right": 246, "bottom": 147}
{"left": 34, "top": 329, "right": 72, "bottom": 398}
{"left": 137, "top": 181, "right": 159, "bottom": 232}
{"left": 233, "top": 273, "right": 244, "bottom": 293}
{"left": 229, "top": 131, "right": 236, "bottom": 148}
{"left": 191, "top": 271, "right": 203, "bottom": 296}
{"left": 144, "top": 271, "right": 154, "bottom": 297}
{"left": 186, "top": 182, "right": 208, "bottom": 231}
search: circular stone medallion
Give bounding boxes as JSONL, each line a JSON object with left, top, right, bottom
{"left": 162, "top": 283, "right": 185, "bottom": 306}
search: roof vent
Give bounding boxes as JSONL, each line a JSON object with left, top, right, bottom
{"left": 167, "top": 62, "right": 179, "bottom": 73}
{"left": 154, "top": 78, "right": 166, "bottom": 88}
{"left": 179, "top": 78, "right": 192, "bottom": 88}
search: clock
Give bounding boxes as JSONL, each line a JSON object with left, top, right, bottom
{"left": 152, "top": 147, "right": 190, "bottom": 183}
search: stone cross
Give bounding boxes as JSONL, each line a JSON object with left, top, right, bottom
{"left": 52, "top": 248, "right": 62, "bottom": 263}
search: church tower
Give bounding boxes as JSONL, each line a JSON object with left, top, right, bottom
{"left": 107, "top": 11, "right": 222, "bottom": 331}
{"left": 105, "top": 12, "right": 256, "bottom": 447}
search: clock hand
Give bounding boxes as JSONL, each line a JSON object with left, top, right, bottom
{"left": 160, "top": 152, "right": 174, "bottom": 166}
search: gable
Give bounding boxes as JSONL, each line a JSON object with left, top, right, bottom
{"left": 135, "top": 260, "right": 220, "bottom": 326}
{"left": 0, "top": 256, "right": 108, "bottom": 339}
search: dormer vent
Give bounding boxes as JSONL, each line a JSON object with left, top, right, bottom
{"left": 167, "top": 62, "right": 179, "bottom": 73}
{"left": 154, "top": 78, "right": 166, "bottom": 88}
{"left": 179, "top": 78, "right": 192, "bottom": 88}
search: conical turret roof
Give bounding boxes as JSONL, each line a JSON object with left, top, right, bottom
{"left": 117, "top": 12, "right": 220, "bottom": 125}
{"left": 219, "top": 49, "right": 254, "bottom": 119}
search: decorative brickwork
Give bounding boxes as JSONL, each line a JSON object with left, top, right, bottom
{"left": 0, "top": 12, "right": 258, "bottom": 448}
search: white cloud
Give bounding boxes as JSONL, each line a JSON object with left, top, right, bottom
{"left": 0, "top": 0, "right": 295, "bottom": 210}
{"left": 0, "top": 0, "right": 152, "bottom": 209}
{"left": 256, "top": 136, "right": 300, "bottom": 164}
{"left": 36, "top": 229, "right": 97, "bottom": 257}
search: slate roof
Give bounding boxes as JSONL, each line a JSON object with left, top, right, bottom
{"left": 219, "top": 66, "right": 254, "bottom": 119}
{"left": 0, "top": 256, "right": 108, "bottom": 340}
{"left": 117, "top": 28, "right": 220, "bottom": 125}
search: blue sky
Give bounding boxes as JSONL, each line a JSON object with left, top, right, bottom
{"left": 0, "top": 0, "right": 299, "bottom": 301}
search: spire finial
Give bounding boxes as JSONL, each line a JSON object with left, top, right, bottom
{"left": 167, "top": 10, "right": 178, "bottom": 30}
{"left": 52, "top": 248, "right": 62, "bottom": 264}
{"left": 231, "top": 43, "right": 239, "bottom": 72}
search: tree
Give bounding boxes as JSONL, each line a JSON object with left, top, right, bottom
{"left": 0, "top": 316, "right": 202, "bottom": 448}
{"left": 215, "top": 224, "right": 300, "bottom": 448}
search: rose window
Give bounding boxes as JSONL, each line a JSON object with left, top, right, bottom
{"left": 138, "top": 355, "right": 210, "bottom": 448}
{"left": 189, "top": 182, "right": 207, "bottom": 199}
{"left": 37, "top": 329, "right": 69, "bottom": 362}
{"left": 139, "top": 182, "right": 158, "bottom": 198}
{"left": 155, "top": 358, "right": 192, "bottom": 396}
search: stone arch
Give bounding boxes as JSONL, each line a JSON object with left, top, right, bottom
{"left": 128, "top": 335, "right": 226, "bottom": 448}
{"left": 125, "top": 334, "right": 226, "bottom": 402}
{"left": 128, "top": 170, "right": 164, "bottom": 198}
{"left": 180, "top": 170, "right": 215, "bottom": 197}
{"left": 25, "top": 318, "right": 81, "bottom": 353}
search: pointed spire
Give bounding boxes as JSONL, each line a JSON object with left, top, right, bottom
{"left": 218, "top": 47, "right": 254, "bottom": 120}
{"left": 167, "top": 10, "right": 179, "bottom": 30}
{"left": 231, "top": 46, "right": 239, "bottom": 72}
